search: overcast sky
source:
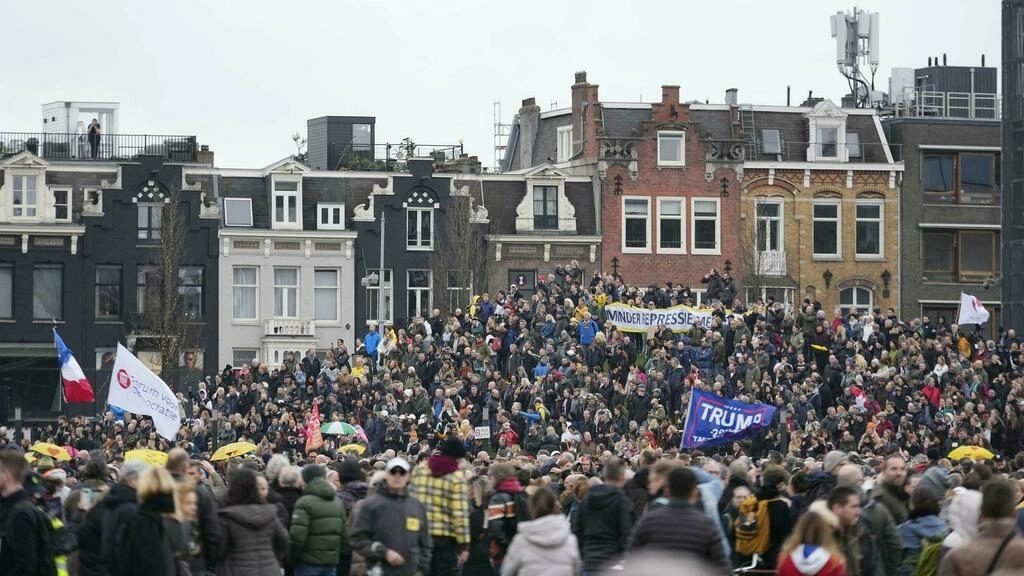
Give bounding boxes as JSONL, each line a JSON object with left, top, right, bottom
{"left": 2, "top": 0, "right": 1000, "bottom": 169}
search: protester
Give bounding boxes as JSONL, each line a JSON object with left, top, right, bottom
{"left": 0, "top": 449, "right": 46, "bottom": 574}
{"left": 572, "top": 457, "right": 634, "bottom": 575}
{"left": 117, "top": 467, "right": 180, "bottom": 576}
{"left": 487, "top": 462, "right": 529, "bottom": 571}
{"left": 628, "top": 466, "right": 730, "bottom": 574}
{"left": 349, "top": 457, "right": 431, "bottom": 576}
{"left": 938, "top": 478, "right": 1024, "bottom": 576}
{"left": 217, "top": 467, "right": 288, "bottom": 574}
{"left": 290, "top": 464, "right": 349, "bottom": 576}
{"left": 501, "top": 486, "right": 580, "bottom": 576}
{"left": 409, "top": 437, "right": 471, "bottom": 576}
{"left": 77, "top": 459, "right": 149, "bottom": 576}
{"left": 776, "top": 507, "right": 847, "bottom": 576}
{"left": 896, "top": 487, "right": 948, "bottom": 576}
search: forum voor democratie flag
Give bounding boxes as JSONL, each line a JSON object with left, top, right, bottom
{"left": 53, "top": 329, "right": 96, "bottom": 403}
{"left": 957, "top": 292, "right": 991, "bottom": 326}
{"left": 681, "top": 389, "right": 777, "bottom": 449}
{"left": 108, "top": 343, "right": 181, "bottom": 440}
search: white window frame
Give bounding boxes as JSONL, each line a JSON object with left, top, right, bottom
{"left": 223, "top": 197, "right": 253, "bottom": 227}
{"left": 273, "top": 267, "right": 299, "bottom": 319}
{"left": 366, "top": 268, "right": 393, "bottom": 326}
{"left": 854, "top": 200, "right": 884, "bottom": 259}
{"left": 314, "top": 268, "right": 340, "bottom": 323}
{"left": 446, "top": 270, "right": 473, "bottom": 312}
{"left": 691, "top": 198, "right": 721, "bottom": 255}
{"left": 10, "top": 174, "right": 39, "bottom": 219}
{"left": 0, "top": 264, "right": 13, "bottom": 320}
{"left": 406, "top": 269, "right": 433, "bottom": 319}
{"left": 621, "top": 196, "right": 651, "bottom": 254}
{"left": 317, "top": 203, "right": 345, "bottom": 230}
{"left": 816, "top": 127, "right": 840, "bottom": 160}
{"left": 33, "top": 264, "right": 63, "bottom": 320}
{"left": 556, "top": 126, "right": 573, "bottom": 163}
{"left": 840, "top": 287, "right": 873, "bottom": 317}
{"left": 657, "top": 131, "right": 685, "bottom": 167}
{"left": 811, "top": 199, "right": 842, "bottom": 259}
{"left": 406, "top": 207, "right": 434, "bottom": 251}
{"left": 51, "top": 187, "right": 71, "bottom": 222}
{"left": 656, "top": 198, "right": 686, "bottom": 255}
{"left": 755, "top": 199, "right": 784, "bottom": 253}
{"left": 271, "top": 177, "right": 302, "bottom": 230}
{"left": 137, "top": 203, "right": 163, "bottom": 242}
{"left": 231, "top": 266, "right": 258, "bottom": 322}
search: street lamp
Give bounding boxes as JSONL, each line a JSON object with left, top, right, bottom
{"left": 724, "top": 260, "right": 732, "bottom": 274}
{"left": 881, "top": 269, "right": 891, "bottom": 298}
{"left": 822, "top": 269, "right": 834, "bottom": 290}
{"left": 610, "top": 256, "right": 620, "bottom": 277}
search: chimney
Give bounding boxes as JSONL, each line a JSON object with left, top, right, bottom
{"left": 661, "top": 85, "right": 680, "bottom": 105}
{"left": 982, "top": 54, "right": 986, "bottom": 67}
{"left": 942, "top": 53, "right": 947, "bottom": 66}
{"left": 518, "top": 97, "right": 541, "bottom": 169}
{"left": 571, "top": 71, "right": 599, "bottom": 159}
{"left": 800, "top": 90, "right": 824, "bottom": 107}
{"left": 928, "top": 57, "right": 932, "bottom": 66}
{"left": 725, "top": 88, "right": 738, "bottom": 106}
{"left": 197, "top": 144, "right": 214, "bottom": 166}
{"left": 841, "top": 94, "right": 857, "bottom": 108}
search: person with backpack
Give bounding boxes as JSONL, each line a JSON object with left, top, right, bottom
{"left": 628, "top": 466, "right": 730, "bottom": 574}
{"left": 487, "top": 462, "right": 529, "bottom": 572}
{"left": 734, "top": 464, "right": 793, "bottom": 571}
{"left": 897, "top": 488, "right": 948, "bottom": 576}
{"left": 0, "top": 449, "right": 51, "bottom": 575}
{"left": 77, "top": 459, "right": 149, "bottom": 576}
{"left": 938, "top": 478, "right": 1024, "bottom": 576}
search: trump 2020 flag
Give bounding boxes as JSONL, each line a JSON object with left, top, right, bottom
{"left": 681, "top": 389, "right": 777, "bottom": 449}
{"left": 958, "top": 292, "right": 991, "bottom": 326}
{"left": 53, "top": 329, "right": 96, "bottom": 403}
{"left": 108, "top": 343, "right": 181, "bottom": 440}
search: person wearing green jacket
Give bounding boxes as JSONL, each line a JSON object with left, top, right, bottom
{"left": 290, "top": 464, "right": 349, "bottom": 576}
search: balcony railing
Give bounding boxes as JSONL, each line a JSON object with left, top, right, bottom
{"left": 745, "top": 141, "right": 899, "bottom": 164}
{"left": 264, "top": 318, "right": 316, "bottom": 337}
{"left": 331, "top": 142, "right": 465, "bottom": 172}
{"left": 756, "top": 250, "right": 788, "bottom": 276}
{"left": 0, "top": 132, "right": 198, "bottom": 162}
{"left": 888, "top": 91, "right": 1000, "bottom": 120}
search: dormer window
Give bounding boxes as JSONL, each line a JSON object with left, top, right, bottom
{"left": 657, "top": 131, "right": 685, "bottom": 166}
{"left": 11, "top": 175, "right": 38, "bottom": 218}
{"left": 272, "top": 177, "right": 302, "bottom": 229}
{"left": 817, "top": 127, "right": 838, "bottom": 159}
{"left": 223, "top": 197, "right": 253, "bottom": 227}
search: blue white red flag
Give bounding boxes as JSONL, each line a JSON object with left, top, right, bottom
{"left": 53, "top": 329, "right": 96, "bottom": 403}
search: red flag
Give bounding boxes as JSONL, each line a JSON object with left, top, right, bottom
{"left": 305, "top": 401, "right": 324, "bottom": 453}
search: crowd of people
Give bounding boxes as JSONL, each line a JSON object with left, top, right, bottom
{"left": 4, "top": 260, "right": 1024, "bottom": 576}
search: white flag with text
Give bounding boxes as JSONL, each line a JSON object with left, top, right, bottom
{"left": 108, "top": 343, "right": 182, "bottom": 440}
{"left": 958, "top": 292, "right": 991, "bottom": 326}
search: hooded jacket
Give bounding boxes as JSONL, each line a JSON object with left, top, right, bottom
{"left": 78, "top": 482, "right": 138, "bottom": 576}
{"left": 289, "top": 477, "right": 348, "bottom": 566}
{"left": 218, "top": 503, "right": 289, "bottom": 575}
{"left": 776, "top": 545, "right": 847, "bottom": 576}
{"left": 896, "top": 513, "right": 948, "bottom": 576}
{"left": 943, "top": 489, "right": 982, "bottom": 551}
{"left": 571, "top": 484, "right": 634, "bottom": 571}
{"left": 501, "top": 514, "right": 580, "bottom": 576}
{"left": 349, "top": 485, "right": 431, "bottom": 576}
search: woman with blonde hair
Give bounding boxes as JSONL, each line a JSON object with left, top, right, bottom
{"left": 775, "top": 505, "right": 846, "bottom": 576}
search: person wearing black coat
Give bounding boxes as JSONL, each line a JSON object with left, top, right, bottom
{"left": 464, "top": 477, "right": 492, "bottom": 576}
{"left": 571, "top": 459, "right": 634, "bottom": 573}
{"left": 118, "top": 468, "right": 179, "bottom": 576}
{"left": 76, "top": 460, "right": 148, "bottom": 576}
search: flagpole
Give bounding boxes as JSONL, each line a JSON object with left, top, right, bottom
{"left": 53, "top": 320, "right": 65, "bottom": 417}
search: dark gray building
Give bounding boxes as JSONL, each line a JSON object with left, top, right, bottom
{"left": 306, "top": 116, "right": 375, "bottom": 171}
{"left": 884, "top": 116, "right": 1001, "bottom": 333}
{"left": 1003, "top": 0, "right": 1024, "bottom": 329}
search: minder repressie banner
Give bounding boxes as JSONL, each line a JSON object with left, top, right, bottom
{"left": 604, "top": 302, "right": 720, "bottom": 333}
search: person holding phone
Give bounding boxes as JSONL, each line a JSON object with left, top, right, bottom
{"left": 87, "top": 118, "right": 102, "bottom": 159}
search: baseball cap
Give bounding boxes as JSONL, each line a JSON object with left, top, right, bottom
{"left": 385, "top": 457, "right": 411, "bottom": 473}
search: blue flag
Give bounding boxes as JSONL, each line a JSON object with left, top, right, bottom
{"left": 681, "top": 389, "right": 777, "bottom": 449}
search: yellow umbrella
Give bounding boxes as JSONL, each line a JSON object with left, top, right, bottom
{"left": 338, "top": 443, "right": 366, "bottom": 455}
{"left": 211, "top": 441, "right": 258, "bottom": 462}
{"left": 25, "top": 453, "right": 37, "bottom": 464}
{"left": 30, "top": 442, "right": 70, "bottom": 462}
{"left": 124, "top": 449, "right": 168, "bottom": 466}
{"left": 948, "top": 445, "right": 995, "bottom": 461}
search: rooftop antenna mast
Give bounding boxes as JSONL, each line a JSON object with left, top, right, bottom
{"left": 830, "top": 7, "right": 880, "bottom": 108}
{"left": 493, "top": 100, "right": 511, "bottom": 173}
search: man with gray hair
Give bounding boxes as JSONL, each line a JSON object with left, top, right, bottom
{"left": 76, "top": 459, "right": 150, "bottom": 576}
{"left": 834, "top": 463, "right": 900, "bottom": 576}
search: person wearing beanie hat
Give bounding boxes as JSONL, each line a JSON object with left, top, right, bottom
{"left": 409, "top": 432, "right": 471, "bottom": 574}
{"left": 917, "top": 466, "right": 950, "bottom": 501}
{"left": 334, "top": 458, "right": 368, "bottom": 516}
{"left": 823, "top": 451, "right": 849, "bottom": 475}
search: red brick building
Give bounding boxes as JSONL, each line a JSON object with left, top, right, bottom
{"left": 503, "top": 72, "right": 744, "bottom": 298}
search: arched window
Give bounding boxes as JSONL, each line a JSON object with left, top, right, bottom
{"left": 839, "top": 287, "right": 872, "bottom": 317}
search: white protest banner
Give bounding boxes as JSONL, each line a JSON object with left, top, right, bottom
{"left": 108, "top": 343, "right": 182, "bottom": 440}
{"left": 604, "top": 302, "right": 720, "bottom": 333}
{"left": 474, "top": 426, "right": 491, "bottom": 439}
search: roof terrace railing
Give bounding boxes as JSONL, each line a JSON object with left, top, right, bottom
{"left": 0, "top": 132, "right": 198, "bottom": 162}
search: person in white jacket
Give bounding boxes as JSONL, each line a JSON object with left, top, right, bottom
{"left": 502, "top": 486, "right": 581, "bottom": 576}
